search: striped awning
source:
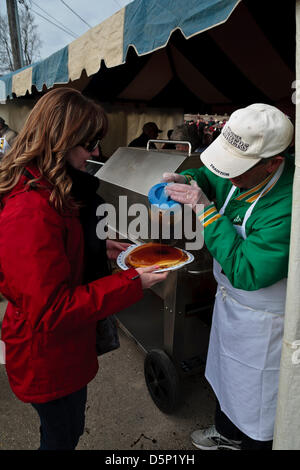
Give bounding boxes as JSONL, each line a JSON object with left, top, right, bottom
{"left": 0, "top": 0, "right": 295, "bottom": 115}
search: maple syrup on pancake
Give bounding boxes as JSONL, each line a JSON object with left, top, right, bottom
{"left": 126, "top": 243, "right": 188, "bottom": 268}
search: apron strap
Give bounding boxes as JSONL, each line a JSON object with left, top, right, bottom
{"left": 241, "top": 161, "right": 285, "bottom": 233}
{"left": 220, "top": 185, "right": 236, "bottom": 215}
{"left": 219, "top": 161, "right": 285, "bottom": 229}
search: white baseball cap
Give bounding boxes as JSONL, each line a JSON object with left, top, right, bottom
{"left": 200, "top": 103, "right": 294, "bottom": 178}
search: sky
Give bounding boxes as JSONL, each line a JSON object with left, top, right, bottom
{"left": 1, "top": 0, "right": 134, "bottom": 61}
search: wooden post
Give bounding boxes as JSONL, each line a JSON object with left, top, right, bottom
{"left": 6, "top": 0, "right": 24, "bottom": 70}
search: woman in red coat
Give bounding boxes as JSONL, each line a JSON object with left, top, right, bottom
{"left": 0, "top": 88, "right": 167, "bottom": 450}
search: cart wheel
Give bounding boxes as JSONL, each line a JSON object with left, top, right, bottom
{"left": 144, "top": 349, "right": 181, "bottom": 414}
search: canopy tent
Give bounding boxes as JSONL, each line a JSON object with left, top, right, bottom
{"left": 84, "top": 0, "right": 295, "bottom": 115}
{"left": 0, "top": 0, "right": 295, "bottom": 115}
{"left": 0, "top": 0, "right": 295, "bottom": 154}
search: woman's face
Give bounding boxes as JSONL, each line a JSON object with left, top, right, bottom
{"left": 65, "top": 145, "right": 99, "bottom": 172}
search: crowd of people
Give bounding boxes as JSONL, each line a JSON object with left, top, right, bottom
{"left": 185, "top": 114, "right": 228, "bottom": 150}
{"left": 128, "top": 116, "right": 228, "bottom": 154}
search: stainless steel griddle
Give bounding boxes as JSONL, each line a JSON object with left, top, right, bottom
{"left": 91, "top": 145, "right": 216, "bottom": 413}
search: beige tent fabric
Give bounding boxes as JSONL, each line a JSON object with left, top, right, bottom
{"left": 126, "top": 109, "right": 183, "bottom": 145}
{"left": 68, "top": 8, "right": 125, "bottom": 82}
{"left": 0, "top": 100, "right": 35, "bottom": 133}
{"left": 12, "top": 67, "right": 33, "bottom": 98}
{"left": 0, "top": 101, "right": 184, "bottom": 157}
{"left": 6, "top": 7, "right": 125, "bottom": 99}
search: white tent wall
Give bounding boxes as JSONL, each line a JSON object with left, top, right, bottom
{"left": 100, "top": 105, "right": 183, "bottom": 156}
{"left": 273, "top": 0, "right": 300, "bottom": 450}
{"left": 0, "top": 100, "right": 35, "bottom": 134}
{"left": 125, "top": 107, "right": 183, "bottom": 146}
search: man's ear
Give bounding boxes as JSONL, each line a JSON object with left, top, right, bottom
{"left": 266, "top": 155, "right": 284, "bottom": 174}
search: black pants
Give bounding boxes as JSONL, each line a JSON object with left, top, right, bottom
{"left": 31, "top": 386, "right": 87, "bottom": 450}
{"left": 215, "top": 401, "right": 273, "bottom": 450}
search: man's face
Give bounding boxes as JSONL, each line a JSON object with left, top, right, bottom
{"left": 148, "top": 127, "right": 159, "bottom": 139}
{"left": 228, "top": 156, "right": 283, "bottom": 189}
{"left": 229, "top": 161, "right": 268, "bottom": 189}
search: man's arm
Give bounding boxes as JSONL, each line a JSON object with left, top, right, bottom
{"left": 199, "top": 200, "right": 291, "bottom": 291}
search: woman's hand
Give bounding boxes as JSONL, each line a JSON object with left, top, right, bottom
{"left": 135, "top": 266, "right": 169, "bottom": 289}
{"left": 106, "top": 240, "right": 131, "bottom": 260}
{"left": 106, "top": 242, "right": 169, "bottom": 287}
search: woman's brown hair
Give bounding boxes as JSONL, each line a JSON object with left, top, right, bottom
{"left": 0, "top": 87, "right": 108, "bottom": 211}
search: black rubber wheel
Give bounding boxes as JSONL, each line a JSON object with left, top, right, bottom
{"left": 144, "top": 349, "right": 181, "bottom": 414}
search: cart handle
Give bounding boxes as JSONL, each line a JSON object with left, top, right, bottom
{"left": 186, "top": 269, "right": 213, "bottom": 275}
{"left": 146, "top": 139, "right": 192, "bottom": 156}
{"left": 86, "top": 160, "right": 104, "bottom": 166}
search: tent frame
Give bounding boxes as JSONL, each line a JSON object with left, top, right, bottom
{"left": 273, "top": 0, "right": 300, "bottom": 450}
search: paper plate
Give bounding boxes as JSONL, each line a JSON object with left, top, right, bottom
{"left": 116, "top": 243, "right": 194, "bottom": 273}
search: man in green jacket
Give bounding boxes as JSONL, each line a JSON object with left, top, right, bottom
{"left": 163, "top": 104, "right": 294, "bottom": 451}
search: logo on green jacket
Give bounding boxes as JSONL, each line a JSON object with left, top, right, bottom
{"left": 233, "top": 215, "right": 243, "bottom": 225}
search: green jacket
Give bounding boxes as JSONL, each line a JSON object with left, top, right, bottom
{"left": 181, "top": 156, "right": 294, "bottom": 291}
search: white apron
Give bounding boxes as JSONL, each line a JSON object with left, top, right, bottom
{"left": 205, "top": 163, "right": 287, "bottom": 441}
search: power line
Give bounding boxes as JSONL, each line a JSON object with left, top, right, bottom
{"left": 59, "top": 0, "right": 92, "bottom": 29}
{"left": 31, "top": 8, "right": 78, "bottom": 39}
{"left": 31, "top": 1, "right": 79, "bottom": 39}
{"left": 18, "top": 0, "right": 78, "bottom": 39}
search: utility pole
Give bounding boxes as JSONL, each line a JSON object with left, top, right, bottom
{"left": 6, "top": 0, "right": 25, "bottom": 70}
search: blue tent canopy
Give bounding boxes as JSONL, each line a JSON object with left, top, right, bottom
{"left": 123, "top": 0, "right": 240, "bottom": 56}
{"left": 0, "top": 0, "right": 295, "bottom": 115}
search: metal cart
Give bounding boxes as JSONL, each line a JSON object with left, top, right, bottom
{"left": 93, "top": 145, "right": 217, "bottom": 413}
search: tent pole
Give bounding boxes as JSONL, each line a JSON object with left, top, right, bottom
{"left": 273, "top": 0, "right": 300, "bottom": 450}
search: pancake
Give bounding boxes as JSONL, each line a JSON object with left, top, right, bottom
{"left": 125, "top": 243, "right": 188, "bottom": 269}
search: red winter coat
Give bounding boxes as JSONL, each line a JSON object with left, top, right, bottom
{"left": 0, "top": 166, "right": 143, "bottom": 403}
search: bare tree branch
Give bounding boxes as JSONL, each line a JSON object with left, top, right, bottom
{"left": 0, "top": 4, "right": 42, "bottom": 75}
